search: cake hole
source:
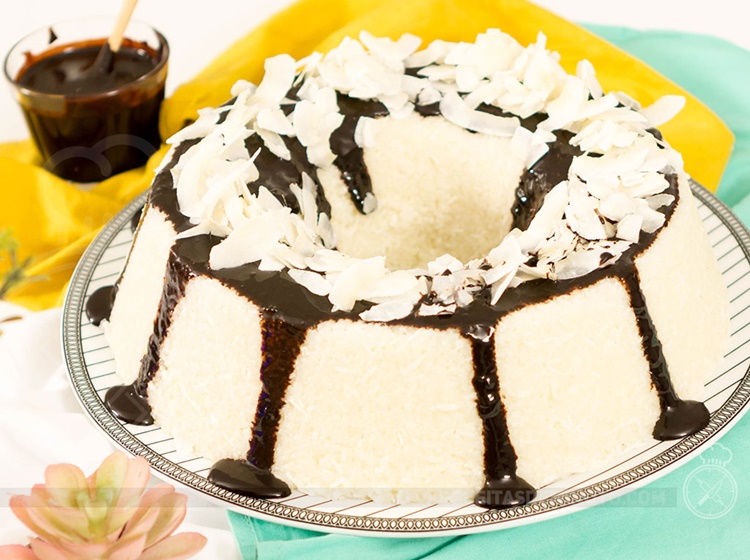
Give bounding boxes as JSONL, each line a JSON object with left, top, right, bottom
{"left": 320, "top": 115, "right": 527, "bottom": 270}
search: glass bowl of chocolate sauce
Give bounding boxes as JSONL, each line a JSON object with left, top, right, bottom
{"left": 3, "top": 17, "right": 168, "bottom": 183}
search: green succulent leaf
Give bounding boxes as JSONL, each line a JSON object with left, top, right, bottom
{"left": 0, "top": 228, "right": 46, "bottom": 300}
{"left": 0, "top": 229, "right": 18, "bottom": 253}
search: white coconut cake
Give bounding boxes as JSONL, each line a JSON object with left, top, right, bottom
{"left": 95, "top": 29, "right": 729, "bottom": 508}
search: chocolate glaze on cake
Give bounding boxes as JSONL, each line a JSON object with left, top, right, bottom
{"left": 97, "top": 84, "right": 710, "bottom": 509}
{"left": 465, "top": 325, "right": 536, "bottom": 507}
{"left": 206, "top": 318, "right": 305, "bottom": 499}
{"left": 104, "top": 382, "right": 153, "bottom": 426}
{"left": 85, "top": 285, "right": 117, "bottom": 327}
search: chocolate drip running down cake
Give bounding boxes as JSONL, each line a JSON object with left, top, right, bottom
{"left": 90, "top": 29, "right": 729, "bottom": 508}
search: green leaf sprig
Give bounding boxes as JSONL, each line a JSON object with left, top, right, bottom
{"left": 0, "top": 228, "right": 45, "bottom": 300}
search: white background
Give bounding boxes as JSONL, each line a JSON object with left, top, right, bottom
{"left": 0, "top": 0, "right": 746, "bottom": 142}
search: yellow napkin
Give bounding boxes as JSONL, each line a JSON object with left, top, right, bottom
{"left": 0, "top": 0, "right": 734, "bottom": 310}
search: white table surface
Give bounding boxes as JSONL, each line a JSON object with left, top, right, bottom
{"left": 0, "top": 1, "right": 745, "bottom": 557}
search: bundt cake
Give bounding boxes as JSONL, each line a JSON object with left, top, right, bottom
{"left": 88, "top": 29, "right": 729, "bottom": 508}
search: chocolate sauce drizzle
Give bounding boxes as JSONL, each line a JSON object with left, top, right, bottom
{"left": 249, "top": 317, "right": 306, "bottom": 470}
{"left": 104, "top": 382, "right": 153, "bottom": 426}
{"left": 85, "top": 285, "right": 117, "bottom": 327}
{"left": 96, "top": 83, "right": 711, "bottom": 508}
{"left": 208, "top": 317, "right": 305, "bottom": 498}
{"left": 207, "top": 457, "right": 290, "bottom": 499}
{"left": 104, "top": 252, "right": 193, "bottom": 426}
{"left": 465, "top": 326, "right": 535, "bottom": 508}
{"left": 626, "top": 272, "right": 710, "bottom": 439}
{"left": 512, "top": 130, "right": 580, "bottom": 231}
{"left": 130, "top": 204, "right": 145, "bottom": 233}
{"left": 85, "top": 284, "right": 155, "bottom": 426}
{"left": 328, "top": 94, "right": 389, "bottom": 213}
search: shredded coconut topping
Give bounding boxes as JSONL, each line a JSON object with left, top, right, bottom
{"left": 166, "top": 29, "right": 686, "bottom": 322}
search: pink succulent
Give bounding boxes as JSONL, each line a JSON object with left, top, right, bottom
{"left": 0, "top": 545, "right": 38, "bottom": 560}
{"left": 0, "top": 452, "right": 206, "bottom": 560}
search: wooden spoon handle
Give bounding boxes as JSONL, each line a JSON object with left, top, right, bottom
{"left": 108, "top": 0, "right": 139, "bottom": 52}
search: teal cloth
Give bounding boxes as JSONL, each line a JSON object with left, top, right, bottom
{"left": 227, "top": 27, "right": 750, "bottom": 559}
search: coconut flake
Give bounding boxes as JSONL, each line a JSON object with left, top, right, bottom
{"left": 291, "top": 88, "right": 344, "bottom": 168}
{"left": 565, "top": 195, "right": 608, "bottom": 241}
{"left": 540, "top": 76, "right": 588, "bottom": 131}
{"left": 360, "top": 300, "right": 416, "bottom": 322}
{"left": 359, "top": 31, "right": 420, "bottom": 72}
{"left": 440, "top": 91, "right": 519, "bottom": 136}
{"left": 317, "top": 212, "right": 336, "bottom": 248}
{"left": 600, "top": 192, "right": 636, "bottom": 222}
{"left": 616, "top": 213, "right": 643, "bottom": 242}
{"left": 354, "top": 116, "right": 377, "bottom": 148}
{"left": 429, "top": 275, "right": 455, "bottom": 304}
{"left": 405, "top": 39, "right": 453, "bottom": 68}
{"left": 455, "top": 289, "right": 474, "bottom": 308}
{"left": 489, "top": 267, "right": 518, "bottom": 305}
{"left": 362, "top": 192, "right": 378, "bottom": 215}
{"left": 256, "top": 107, "right": 295, "bottom": 136}
{"left": 483, "top": 236, "right": 525, "bottom": 304}
{"left": 639, "top": 207, "right": 667, "bottom": 233}
{"left": 518, "top": 181, "right": 569, "bottom": 253}
{"left": 511, "top": 126, "right": 553, "bottom": 168}
{"left": 255, "top": 128, "right": 291, "bottom": 160}
{"left": 428, "top": 254, "right": 465, "bottom": 276}
{"left": 379, "top": 93, "right": 413, "bottom": 118}
{"left": 288, "top": 269, "right": 332, "bottom": 296}
{"left": 210, "top": 213, "right": 287, "bottom": 270}
{"left": 165, "top": 29, "right": 688, "bottom": 322}
{"left": 640, "top": 95, "right": 685, "bottom": 127}
{"left": 255, "top": 55, "right": 296, "bottom": 106}
{"left": 175, "top": 219, "right": 232, "bottom": 240}
{"left": 230, "top": 80, "right": 256, "bottom": 98}
{"left": 576, "top": 59, "right": 603, "bottom": 99}
{"left": 646, "top": 193, "right": 675, "bottom": 210}
{"left": 455, "top": 65, "right": 483, "bottom": 92}
{"left": 172, "top": 135, "right": 222, "bottom": 220}
{"left": 359, "top": 270, "right": 420, "bottom": 303}
{"left": 328, "top": 256, "right": 387, "bottom": 312}
{"left": 555, "top": 248, "right": 603, "bottom": 280}
{"left": 306, "top": 249, "right": 353, "bottom": 273}
{"left": 438, "top": 91, "right": 471, "bottom": 126}
{"left": 418, "top": 302, "right": 457, "bottom": 316}
{"left": 167, "top": 107, "right": 222, "bottom": 144}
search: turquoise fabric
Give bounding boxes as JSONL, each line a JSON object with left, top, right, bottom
{"left": 227, "top": 27, "right": 750, "bottom": 559}
{"left": 586, "top": 26, "right": 750, "bottom": 222}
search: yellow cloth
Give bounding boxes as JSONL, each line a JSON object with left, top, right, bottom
{"left": 0, "top": 0, "right": 734, "bottom": 310}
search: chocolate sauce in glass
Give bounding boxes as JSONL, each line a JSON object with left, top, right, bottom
{"left": 100, "top": 82, "right": 710, "bottom": 508}
{"left": 17, "top": 41, "right": 156, "bottom": 95}
{"left": 15, "top": 38, "right": 165, "bottom": 182}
